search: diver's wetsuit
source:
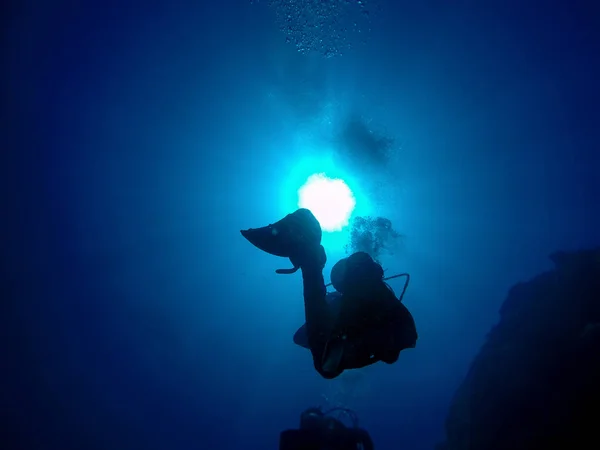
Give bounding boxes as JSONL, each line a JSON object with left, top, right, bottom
{"left": 300, "top": 262, "right": 417, "bottom": 379}
{"left": 301, "top": 264, "right": 390, "bottom": 378}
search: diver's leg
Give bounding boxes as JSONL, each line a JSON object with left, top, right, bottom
{"left": 300, "top": 262, "right": 342, "bottom": 379}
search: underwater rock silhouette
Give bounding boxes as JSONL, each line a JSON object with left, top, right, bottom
{"left": 437, "top": 247, "right": 600, "bottom": 450}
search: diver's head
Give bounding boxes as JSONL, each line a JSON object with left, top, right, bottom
{"left": 330, "top": 252, "right": 384, "bottom": 295}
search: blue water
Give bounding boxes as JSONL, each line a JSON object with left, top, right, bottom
{"left": 3, "top": 1, "right": 598, "bottom": 449}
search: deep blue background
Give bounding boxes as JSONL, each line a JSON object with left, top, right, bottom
{"left": 2, "top": 1, "right": 599, "bottom": 449}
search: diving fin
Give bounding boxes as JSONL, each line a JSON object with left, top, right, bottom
{"left": 240, "top": 208, "right": 322, "bottom": 274}
{"left": 240, "top": 225, "right": 290, "bottom": 258}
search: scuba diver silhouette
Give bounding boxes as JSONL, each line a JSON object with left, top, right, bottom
{"left": 279, "top": 406, "right": 374, "bottom": 450}
{"left": 241, "top": 208, "right": 418, "bottom": 379}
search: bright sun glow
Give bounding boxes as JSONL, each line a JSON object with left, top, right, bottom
{"left": 298, "top": 173, "right": 356, "bottom": 232}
